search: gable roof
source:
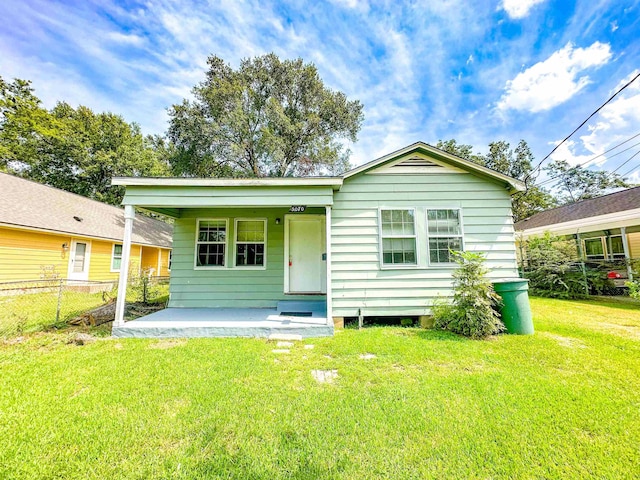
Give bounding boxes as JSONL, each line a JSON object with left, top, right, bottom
{"left": 343, "top": 142, "right": 525, "bottom": 193}
{"left": 515, "top": 186, "right": 640, "bottom": 232}
{"left": 0, "top": 173, "right": 172, "bottom": 247}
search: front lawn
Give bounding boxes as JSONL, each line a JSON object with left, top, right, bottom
{"left": 0, "top": 297, "right": 639, "bottom": 479}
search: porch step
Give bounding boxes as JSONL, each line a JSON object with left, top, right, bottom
{"left": 276, "top": 301, "right": 326, "bottom": 316}
{"left": 112, "top": 324, "right": 333, "bottom": 339}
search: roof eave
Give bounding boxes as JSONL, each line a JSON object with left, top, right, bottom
{"left": 112, "top": 177, "right": 344, "bottom": 189}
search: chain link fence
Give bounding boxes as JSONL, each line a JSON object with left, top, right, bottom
{"left": 0, "top": 276, "right": 169, "bottom": 337}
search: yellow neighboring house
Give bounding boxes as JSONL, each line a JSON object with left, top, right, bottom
{"left": 0, "top": 172, "right": 172, "bottom": 284}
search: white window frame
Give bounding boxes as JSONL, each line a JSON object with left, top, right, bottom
{"left": 608, "top": 235, "right": 625, "bottom": 259}
{"left": 167, "top": 250, "right": 172, "bottom": 272}
{"left": 583, "top": 237, "right": 605, "bottom": 260}
{"left": 194, "top": 218, "right": 228, "bottom": 270}
{"left": 233, "top": 218, "right": 267, "bottom": 270}
{"left": 111, "top": 243, "right": 123, "bottom": 272}
{"left": 426, "top": 208, "right": 464, "bottom": 266}
{"left": 378, "top": 207, "right": 419, "bottom": 269}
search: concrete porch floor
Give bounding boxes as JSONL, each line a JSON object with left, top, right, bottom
{"left": 111, "top": 301, "right": 333, "bottom": 338}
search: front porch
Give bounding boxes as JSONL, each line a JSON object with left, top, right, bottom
{"left": 112, "top": 300, "right": 333, "bottom": 338}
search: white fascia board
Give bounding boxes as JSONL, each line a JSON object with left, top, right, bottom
{"left": 342, "top": 141, "right": 525, "bottom": 192}
{"left": 112, "top": 177, "right": 343, "bottom": 189}
{"left": 518, "top": 208, "right": 640, "bottom": 238}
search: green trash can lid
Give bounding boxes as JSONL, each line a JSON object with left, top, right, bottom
{"left": 492, "top": 278, "right": 529, "bottom": 292}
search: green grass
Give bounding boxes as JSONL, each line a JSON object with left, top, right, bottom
{"left": 0, "top": 282, "right": 169, "bottom": 336}
{"left": 0, "top": 297, "right": 639, "bottom": 479}
{"left": 0, "top": 290, "right": 107, "bottom": 336}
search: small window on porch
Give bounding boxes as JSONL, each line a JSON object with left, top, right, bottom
{"left": 584, "top": 237, "right": 605, "bottom": 260}
{"left": 111, "top": 244, "right": 123, "bottom": 271}
{"left": 235, "top": 219, "right": 266, "bottom": 267}
{"left": 196, "top": 219, "right": 227, "bottom": 267}
{"left": 610, "top": 235, "right": 625, "bottom": 259}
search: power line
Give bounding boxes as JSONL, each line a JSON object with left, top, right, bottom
{"left": 537, "top": 136, "right": 640, "bottom": 187}
{"left": 619, "top": 163, "right": 640, "bottom": 179}
{"left": 525, "top": 70, "right": 640, "bottom": 183}
{"left": 610, "top": 149, "right": 640, "bottom": 175}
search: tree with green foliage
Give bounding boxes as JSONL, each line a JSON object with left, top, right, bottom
{"left": 432, "top": 251, "right": 504, "bottom": 339}
{"left": 0, "top": 75, "right": 169, "bottom": 205}
{"left": 436, "top": 138, "right": 556, "bottom": 222}
{"left": 168, "top": 53, "right": 364, "bottom": 178}
{"left": 545, "top": 159, "right": 629, "bottom": 204}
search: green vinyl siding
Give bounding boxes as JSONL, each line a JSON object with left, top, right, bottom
{"left": 330, "top": 171, "right": 518, "bottom": 317}
{"left": 168, "top": 208, "right": 324, "bottom": 308}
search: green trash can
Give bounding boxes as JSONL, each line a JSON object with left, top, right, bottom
{"left": 492, "top": 278, "right": 534, "bottom": 335}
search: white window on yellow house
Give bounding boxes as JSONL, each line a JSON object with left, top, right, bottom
{"left": 380, "top": 209, "right": 417, "bottom": 266}
{"left": 584, "top": 237, "right": 605, "bottom": 260}
{"left": 427, "top": 209, "right": 463, "bottom": 264}
{"left": 609, "top": 235, "right": 626, "bottom": 259}
{"left": 111, "top": 244, "right": 123, "bottom": 271}
{"left": 235, "top": 219, "right": 266, "bottom": 267}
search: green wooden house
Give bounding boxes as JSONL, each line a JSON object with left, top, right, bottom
{"left": 111, "top": 142, "right": 524, "bottom": 338}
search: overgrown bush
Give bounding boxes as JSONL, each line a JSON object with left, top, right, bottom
{"left": 626, "top": 280, "right": 640, "bottom": 300}
{"left": 522, "top": 232, "right": 615, "bottom": 298}
{"left": 433, "top": 251, "right": 504, "bottom": 339}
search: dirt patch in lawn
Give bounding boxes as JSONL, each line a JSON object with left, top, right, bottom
{"left": 148, "top": 339, "right": 187, "bottom": 350}
{"left": 542, "top": 333, "right": 586, "bottom": 349}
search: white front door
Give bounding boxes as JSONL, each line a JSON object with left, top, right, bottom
{"left": 68, "top": 240, "right": 90, "bottom": 281}
{"left": 285, "top": 215, "right": 326, "bottom": 294}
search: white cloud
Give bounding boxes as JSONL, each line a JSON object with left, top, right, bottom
{"left": 500, "top": 0, "right": 546, "bottom": 19}
{"left": 549, "top": 70, "right": 640, "bottom": 169}
{"left": 497, "top": 42, "right": 612, "bottom": 113}
{"left": 106, "top": 32, "right": 145, "bottom": 45}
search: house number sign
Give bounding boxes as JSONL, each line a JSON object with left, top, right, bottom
{"left": 289, "top": 206, "right": 306, "bottom": 213}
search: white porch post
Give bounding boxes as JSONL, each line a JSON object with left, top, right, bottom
{"left": 114, "top": 205, "right": 135, "bottom": 326}
{"left": 325, "top": 205, "right": 333, "bottom": 326}
{"left": 621, "top": 227, "right": 633, "bottom": 281}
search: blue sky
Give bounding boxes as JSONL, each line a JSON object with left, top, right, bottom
{"left": 1, "top": 0, "right": 639, "bottom": 183}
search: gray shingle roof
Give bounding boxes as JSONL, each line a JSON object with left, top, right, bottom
{"left": 0, "top": 173, "right": 172, "bottom": 247}
{"left": 515, "top": 186, "right": 640, "bottom": 231}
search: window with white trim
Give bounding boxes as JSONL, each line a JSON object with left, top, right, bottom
{"left": 196, "top": 219, "right": 227, "bottom": 267}
{"left": 235, "top": 219, "right": 266, "bottom": 267}
{"left": 111, "top": 244, "right": 123, "bottom": 271}
{"left": 427, "top": 209, "right": 463, "bottom": 264}
{"left": 168, "top": 250, "right": 172, "bottom": 271}
{"left": 380, "top": 209, "right": 417, "bottom": 266}
{"left": 609, "top": 235, "right": 625, "bottom": 259}
{"left": 583, "top": 237, "right": 605, "bottom": 260}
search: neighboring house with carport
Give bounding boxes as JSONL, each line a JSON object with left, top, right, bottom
{"left": 514, "top": 186, "right": 640, "bottom": 281}
{"left": 0, "top": 172, "right": 172, "bottom": 285}
{"left": 110, "top": 141, "right": 524, "bottom": 338}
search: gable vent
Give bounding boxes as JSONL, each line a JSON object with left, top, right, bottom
{"left": 392, "top": 157, "right": 443, "bottom": 168}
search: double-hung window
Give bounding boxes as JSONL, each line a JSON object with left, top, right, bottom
{"left": 111, "top": 244, "right": 123, "bottom": 271}
{"left": 235, "top": 219, "right": 266, "bottom": 267}
{"left": 380, "top": 209, "right": 417, "bottom": 266}
{"left": 196, "top": 219, "right": 227, "bottom": 267}
{"left": 427, "top": 209, "right": 463, "bottom": 264}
